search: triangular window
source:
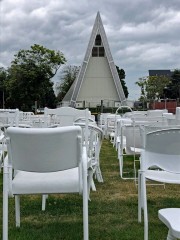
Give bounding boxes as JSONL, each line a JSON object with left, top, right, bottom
{"left": 95, "top": 34, "right": 102, "bottom": 46}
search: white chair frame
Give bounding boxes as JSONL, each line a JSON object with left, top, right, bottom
{"left": 138, "top": 128, "right": 180, "bottom": 240}
{"left": 3, "top": 126, "right": 89, "bottom": 240}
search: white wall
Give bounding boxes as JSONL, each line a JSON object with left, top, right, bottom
{"left": 77, "top": 56, "right": 120, "bottom": 106}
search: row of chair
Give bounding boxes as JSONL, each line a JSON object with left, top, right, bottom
{"left": 98, "top": 108, "right": 180, "bottom": 240}
{"left": 138, "top": 127, "right": 180, "bottom": 240}
{"left": 2, "top": 106, "right": 180, "bottom": 239}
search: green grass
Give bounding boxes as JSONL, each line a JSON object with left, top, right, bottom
{"left": 0, "top": 139, "right": 180, "bottom": 239}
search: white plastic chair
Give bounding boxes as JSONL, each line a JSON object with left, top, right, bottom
{"left": 119, "top": 116, "right": 169, "bottom": 181}
{"left": 116, "top": 118, "right": 132, "bottom": 153}
{"left": 98, "top": 113, "right": 111, "bottom": 135}
{"left": 74, "top": 122, "right": 104, "bottom": 184}
{"left": 44, "top": 107, "right": 91, "bottom": 127}
{"left": 3, "top": 126, "right": 89, "bottom": 240}
{"left": 138, "top": 128, "right": 180, "bottom": 240}
{"left": 105, "top": 114, "right": 116, "bottom": 140}
{"left": 158, "top": 208, "right": 180, "bottom": 240}
{"left": 18, "top": 111, "right": 34, "bottom": 126}
{"left": 112, "top": 106, "right": 133, "bottom": 145}
{"left": 0, "top": 109, "right": 19, "bottom": 127}
{"left": 118, "top": 118, "right": 150, "bottom": 180}
{"left": 114, "top": 118, "right": 131, "bottom": 151}
{"left": 146, "top": 109, "right": 168, "bottom": 117}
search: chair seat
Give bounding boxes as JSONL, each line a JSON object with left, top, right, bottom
{"left": 158, "top": 208, "right": 180, "bottom": 238}
{"left": 12, "top": 168, "right": 81, "bottom": 195}
{"left": 130, "top": 147, "right": 142, "bottom": 154}
{"left": 145, "top": 170, "right": 180, "bottom": 184}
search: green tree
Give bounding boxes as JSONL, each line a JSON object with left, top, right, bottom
{"left": 135, "top": 77, "right": 147, "bottom": 101}
{"left": 166, "top": 69, "right": 180, "bottom": 99}
{"left": 6, "top": 44, "right": 66, "bottom": 111}
{"left": 116, "top": 66, "right": 129, "bottom": 98}
{"left": 136, "top": 75, "right": 170, "bottom": 101}
{"left": 57, "top": 65, "right": 80, "bottom": 102}
{"left": 0, "top": 67, "right": 7, "bottom": 108}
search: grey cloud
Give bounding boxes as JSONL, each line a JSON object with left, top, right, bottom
{"left": 1, "top": 0, "right": 180, "bottom": 99}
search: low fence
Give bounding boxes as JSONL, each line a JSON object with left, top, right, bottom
{"left": 149, "top": 101, "right": 177, "bottom": 114}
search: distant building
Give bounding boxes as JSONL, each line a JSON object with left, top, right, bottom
{"left": 149, "top": 70, "right": 173, "bottom": 78}
{"left": 148, "top": 69, "right": 177, "bottom": 113}
{"left": 62, "top": 12, "right": 126, "bottom": 109}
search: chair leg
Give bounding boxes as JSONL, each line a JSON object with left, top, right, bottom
{"left": 95, "top": 166, "right": 103, "bottom": 183}
{"left": 91, "top": 179, "right": 96, "bottom": 191}
{"left": 42, "top": 195, "right": 48, "bottom": 211}
{"left": 142, "top": 174, "right": 148, "bottom": 240}
{"left": 134, "top": 158, "right": 137, "bottom": 186}
{"left": 15, "top": 195, "right": 20, "bottom": 227}
{"left": 0, "top": 150, "right": 3, "bottom": 173}
{"left": 138, "top": 172, "right": 142, "bottom": 222}
{"left": 87, "top": 168, "right": 95, "bottom": 196}
{"left": 167, "top": 230, "right": 177, "bottom": 240}
{"left": 3, "top": 171, "right": 9, "bottom": 240}
{"left": 83, "top": 163, "right": 89, "bottom": 240}
{"left": 83, "top": 187, "right": 88, "bottom": 240}
{"left": 119, "top": 154, "right": 123, "bottom": 178}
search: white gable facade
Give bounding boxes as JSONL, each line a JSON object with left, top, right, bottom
{"left": 63, "top": 12, "right": 126, "bottom": 108}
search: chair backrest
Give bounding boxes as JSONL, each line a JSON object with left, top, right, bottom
{"left": 74, "top": 122, "right": 103, "bottom": 158}
{"left": 125, "top": 124, "right": 143, "bottom": 154}
{"left": 19, "top": 111, "right": 34, "bottom": 121}
{"left": 176, "top": 107, "right": 180, "bottom": 120}
{"left": 142, "top": 128, "right": 180, "bottom": 173}
{"left": 115, "top": 118, "right": 132, "bottom": 139}
{"left": 6, "top": 126, "right": 82, "bottom": 172}
{"left": 147, "top": 109, "right": 168, "bottom": 117}
{"left": 99, "top": 113, "right": 111, "bottom": 125}
{"left": 44, "top": 107, "right": 91, "bottom": 127}
{"left": 0, "top": 109, "right": 19, "bottom": 127}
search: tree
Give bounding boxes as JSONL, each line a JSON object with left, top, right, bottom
{"left": 0, "top": 67, "right": 7, "bottom": 108}
{"left": 165, "top": 69, "right": 180, "bottom": 99}
{"left": 135, "top": 77, "right": 146, "bottom": 101}
{"left": 116, "top": 66, "right": 129, "bottom": 98}
{"left": 57, "top": 65, "right": 80, "bottom": 102}
{"left": 5, "top": 44, "right": 66, "bottom": 111}
{"left": 136, "top": 75, "right": 171, "bottom": 101}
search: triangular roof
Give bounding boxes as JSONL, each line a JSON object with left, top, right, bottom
{"left": 64, "top": 12, "right": 126, "bottom": 106}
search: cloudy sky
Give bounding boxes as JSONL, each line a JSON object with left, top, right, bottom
{"left": 1, "top": 0, "right": 180, "bottom": 99}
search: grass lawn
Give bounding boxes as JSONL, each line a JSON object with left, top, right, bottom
{"left": 0, "top": 139, "right": 179, "bottom": 239}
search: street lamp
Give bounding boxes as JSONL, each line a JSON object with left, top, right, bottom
{"left": 164, "top": 86, "right": 168, "bottom": 109}
{"left": 155, "top": 92, "right": 159, "bottom": 100}
{"left": 153, "top": 92, "right": 159, "bottom": 109}
{"left": 3, "top": 90, "right": 5, "bottom": 109}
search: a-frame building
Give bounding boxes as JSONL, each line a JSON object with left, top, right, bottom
{"left": 63, "top": 12, "right": 126, "bottom": 108}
